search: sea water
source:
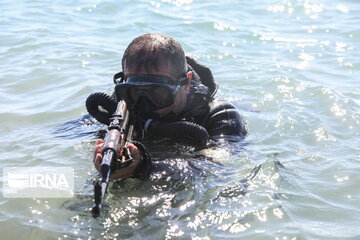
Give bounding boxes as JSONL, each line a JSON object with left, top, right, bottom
{"left": 0, "top": 0, "right": 359, "bottom": 239}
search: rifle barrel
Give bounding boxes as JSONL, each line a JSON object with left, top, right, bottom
{"left": 91, "top": 100, "right": 130, "bottom": 218}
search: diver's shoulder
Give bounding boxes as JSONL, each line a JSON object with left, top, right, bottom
{"left": 202, "top": 98, "right": 247, "bottom": 138}
{"left": 208, "top": 98, "right": 238, "bottom": 113}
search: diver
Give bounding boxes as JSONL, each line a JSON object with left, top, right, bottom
{"left": 90, "top": 33, "right": 247, "bottom": 180}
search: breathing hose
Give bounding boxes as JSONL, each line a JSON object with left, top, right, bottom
{"left": 146, "top": 120, "right": 209, "bottom": 149}
{"left": 85, "top": 92, "right": 117, "bottom": 125}
{"left": 86, "top": 92, "right": 209, "bottom": 148}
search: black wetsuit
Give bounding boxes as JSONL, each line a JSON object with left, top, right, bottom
{"left": 133, "top": 57, "right": 247, "bottom": 179}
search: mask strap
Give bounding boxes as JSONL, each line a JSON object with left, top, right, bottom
{"left": 178, "top": 75, "right": 189, "bottom": 86}
{"left": 113, "top": 72, "right": 125, "bottom": 84}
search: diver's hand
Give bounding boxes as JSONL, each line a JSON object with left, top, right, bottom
{"left": 93, "top": 139, "right": 142, "bottom": 180}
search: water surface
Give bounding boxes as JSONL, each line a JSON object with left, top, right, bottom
{"left": 0, "top": 0, "right": 359, "bottom": 239}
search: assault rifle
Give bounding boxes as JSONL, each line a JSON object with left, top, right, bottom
{"left": 91, "top": 99, "right": 134, "bottom": 218}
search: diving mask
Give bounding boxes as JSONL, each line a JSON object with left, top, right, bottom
{"left": 115, "top": 74, "right": 188, "bottom": 110}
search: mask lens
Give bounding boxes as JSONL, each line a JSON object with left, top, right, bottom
{"left": 129, "top": 88, "right": 140, "bottom": 102}
{"left": 150, "top": 86, "right": 173, "bottom": 105}
{"left": 129, "top": 86, "right": 173, "bottom": 108}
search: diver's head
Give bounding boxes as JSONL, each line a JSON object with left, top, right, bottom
{"left": 122, "top": 33, "right": 187, "bottom": 78}
{"left": 116, "top": 33, "right": 193, "bottom": 120}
